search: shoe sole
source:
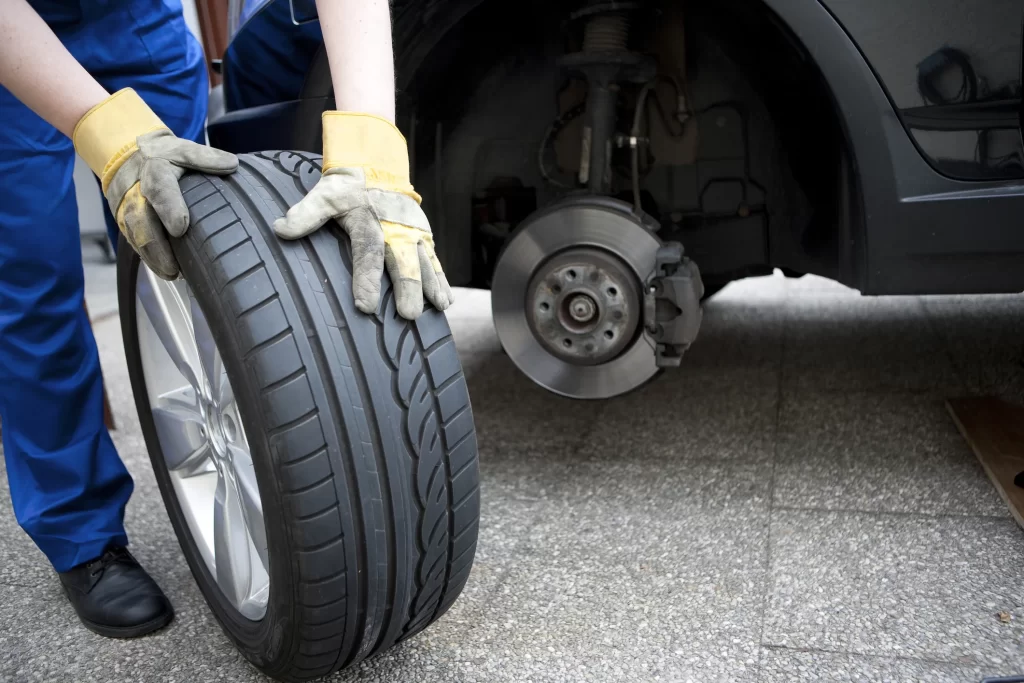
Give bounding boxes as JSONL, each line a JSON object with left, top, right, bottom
{"left": 78, "top": 608, "right": 174, "bottom": 639}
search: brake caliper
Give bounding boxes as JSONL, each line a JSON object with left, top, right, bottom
{"left": 643, "top": 242, "right": 704, "bottom": 367}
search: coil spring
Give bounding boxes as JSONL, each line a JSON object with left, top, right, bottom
{"left": 582, "top": 12, "right": 629, "bottom": 53}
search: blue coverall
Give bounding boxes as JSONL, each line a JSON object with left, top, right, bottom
{"left": 0, "top": 0, "right": 208, "bottom": 573}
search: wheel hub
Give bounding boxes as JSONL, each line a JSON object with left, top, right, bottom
{"left": 567, "top": 294, "right": 597, "bottom": 323}
{"left": 491, "top": 196, "right": 663, "bottom": 399}
{"left": 203, "top": 399, "right": 238, "bottom": 462}
{"left": 527, "top": 247, "right": 641, "bottom": 366}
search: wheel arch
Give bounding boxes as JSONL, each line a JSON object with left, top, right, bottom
{"left": 683, "top": 0, "right": 878, "bottom": 288}
{"left": 300, "top": 0, "right": 923, "bottom": 291}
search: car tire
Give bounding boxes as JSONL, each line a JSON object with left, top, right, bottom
{"left": 117, "top": 151, "right": 480, "bottom": 681}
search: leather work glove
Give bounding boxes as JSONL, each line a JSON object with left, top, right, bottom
{"left": 73, "top": 88, "right": 238, "bottom": 279}
{"left": 273, "top": 112, "right": 453, "bottom": 320}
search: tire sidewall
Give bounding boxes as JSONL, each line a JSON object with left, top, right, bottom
{"left": 118, "top": 235, "right": 299, "bottom": 675}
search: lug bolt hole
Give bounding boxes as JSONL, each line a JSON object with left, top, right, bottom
{"left": 608, "top": 287, "right": 617, "bottom": 296}
{"left": 563, "top": 339, "right": 573, "bottom": 348}
{"left": 223, "top": 413, "right": 238, "bottom": 442}
{"left": 604, "top": 330, "right": 614, "bottom": 340}
{"left": 567, "top": 269, "right": 577, "bottom": 280}
{"left": 552, "top": 284, "right": 562, "bottom": 294}
{"left": 540, "top": 302, "right": 550, "bottom": 312}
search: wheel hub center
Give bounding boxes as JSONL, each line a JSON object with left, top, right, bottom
{"left": 202, "top": 399, "right": 236, "bottom": 460}
{"left": 567, "top": 294, "right": 598, "bottom": 323}
{"left": 526, "top": 246, "right": 641, "bottom": 366}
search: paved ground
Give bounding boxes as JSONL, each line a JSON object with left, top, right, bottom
{"left": 2, "top": 253, "right": 1024, "bottom": 682}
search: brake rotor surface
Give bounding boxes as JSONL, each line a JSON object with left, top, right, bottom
{"left": 491, "top": 197, "right": 661, "bottom": 399}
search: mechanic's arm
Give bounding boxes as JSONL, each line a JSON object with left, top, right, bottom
{"left": 0, "top": 0, "right": 236, "bottom": 280}
{"left": 275, "top": 0, "right": 452, "bottom": 320}
{"left": 315, "top": 0, "right": 395, "bottom": 122}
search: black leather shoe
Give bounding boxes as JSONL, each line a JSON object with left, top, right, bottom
{"left": 57, "top": 546, "right": 174, "bottom": 638}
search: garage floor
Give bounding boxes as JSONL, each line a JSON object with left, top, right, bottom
{"left": 2, "top": 258, "right": 1024, "bottom": 682}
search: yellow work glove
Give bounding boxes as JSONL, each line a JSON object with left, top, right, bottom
{"left": 73, "top": 88, "right": 238, "bottom": 279}
{"left": 273, "top": 112, "right": 453, "bottom": 320}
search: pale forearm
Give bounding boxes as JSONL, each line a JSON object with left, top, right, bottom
{"left": 315, "top": 0, "right": 396, "bottom": 123}
{"left": 281, "top": 3, "right": 450, "bottom": 319}
{"left": 0, "top": 0, "right": 109, "bottom": 137}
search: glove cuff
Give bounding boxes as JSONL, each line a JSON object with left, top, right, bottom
{"left": 73, "top": 88, "right": 169, "bottom": 191}
{"left": 321, "top": 111, "right": 414, "bottom": 192}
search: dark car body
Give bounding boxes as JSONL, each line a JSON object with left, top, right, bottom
{"left": 209, "top": 0, "right": 1024, "bottom": 297}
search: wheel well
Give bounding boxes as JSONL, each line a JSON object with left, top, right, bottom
{"left": 688, "top": 0, "right": 863, "bottom": 287}
{"left": 393, "top": 0, "right": 862, "bottom": 289}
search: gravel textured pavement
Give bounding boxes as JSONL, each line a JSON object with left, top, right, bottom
{"left": 1, "top": 253, "right": 1023, "bottom": 682}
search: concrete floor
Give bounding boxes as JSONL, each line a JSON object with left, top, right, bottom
{"left": 2, "top": 252, "right": 1024, "bottom": 682}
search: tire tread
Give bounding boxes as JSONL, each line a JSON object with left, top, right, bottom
{"left": 167, "top": 152, "right": 478, "bottom": 681}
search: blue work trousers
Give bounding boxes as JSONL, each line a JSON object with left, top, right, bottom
{"left": 0, "top": 0, "right": 208, "bottom": 572}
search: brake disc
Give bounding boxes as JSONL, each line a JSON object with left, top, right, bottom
{"left": 491, "top": 196, "right": 664, "bottom": 399}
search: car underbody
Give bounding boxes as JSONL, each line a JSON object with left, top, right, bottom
{"left": 211, "top": 0, "right": 1024, "bottom": 399}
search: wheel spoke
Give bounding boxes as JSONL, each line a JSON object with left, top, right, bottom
{"left": 219, "top": 378, "right": 236, "bottom": 414}
{"left": 137, "top": 268, "right": 202, "bottom": 394}
{"left": 230, "top": 447, "right": 268, "bottom": 571}
{"left": 190, "top": 293, "right": 226, "bottom": 402}
{"left": 137, "top": 260, "right": 269, "bottom": 620}
{"left": 214, "top": 470, "right": 253, "bottom": 608}
{"left": 152, "top": 396, "right": 213, "bottom": 476}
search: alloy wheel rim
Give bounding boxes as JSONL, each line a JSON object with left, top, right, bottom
{"left": 135, "top": 265, "right": 270, "bottom": 620}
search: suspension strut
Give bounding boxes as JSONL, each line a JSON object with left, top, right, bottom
{"left": 559, "top": 2, "right": 656, "bottom": 195}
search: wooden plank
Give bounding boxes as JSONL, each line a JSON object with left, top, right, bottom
{"left": 947, "top": 397, "right": 1024, "bottom": 529}
{"left": 102, "top": 385, "right": 116, "bottom": 432}
{"left": 195, "top": 0, "right": 230, "bottom": 86}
